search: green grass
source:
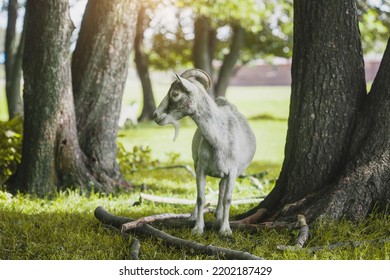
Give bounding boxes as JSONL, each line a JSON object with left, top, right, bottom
{"left": 1, "top": 187, "right": 389, "bottom": 260}
{"left": 1, "top": 80, "right": 390, "bottom": 260}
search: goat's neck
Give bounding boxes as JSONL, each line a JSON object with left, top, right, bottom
{"left": 191, "top": 95, "right": 228, "bottom": 148}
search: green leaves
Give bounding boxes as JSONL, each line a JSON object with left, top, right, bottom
{"left": 116, "top": 142, "right": 160, "bottom": 178}
{"left": 0, "top": 117, "right": 23, "bottom": 184}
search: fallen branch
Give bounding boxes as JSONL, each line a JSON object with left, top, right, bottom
{"left": 277, "top": 214, "right": 309, "bottom": 251}
{"left": 140, "top": 193, "right": 263, "bottom": 206}
{"left": 122, "top": 208, "right": 215, "bottom": 231}
{"left": 136, "top": 165, "right": 196, "bottom": 177}
{"left": 122, "top": 213, "right": 192, "bottom": 231}
{"left": 130, "top": 237, "right": 141, "bottom": 260}
{"left": 94, "top": 206, "right": 264, "bottom": 260}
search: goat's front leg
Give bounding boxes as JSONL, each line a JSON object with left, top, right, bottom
{"left": 219, "top": 171, "right": 237, "bottom": 236}
{"left": 192, "top": 166, "right": 206, "bottom": 235}
{"left": 215, "top": 178, "right": 227, "bottom": 227}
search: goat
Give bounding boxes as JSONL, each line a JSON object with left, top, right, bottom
{"left": 153, "top": 68, "right": 256, "bottom": 236}
{"left": 118, "top": 102, "right": 139, "bottom": 128}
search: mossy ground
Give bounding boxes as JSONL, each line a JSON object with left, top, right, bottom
{"left": 1, "top": 165, "right": 389, "bottom": 260}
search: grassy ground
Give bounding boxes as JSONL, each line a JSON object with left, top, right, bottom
{"left": 1, "top": 79, "right": 389, "bottom": 260}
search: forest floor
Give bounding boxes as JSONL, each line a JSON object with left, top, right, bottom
{"left": 1, "top": 84, "right": 389, "bottom": 259}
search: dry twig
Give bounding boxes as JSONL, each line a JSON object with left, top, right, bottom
{"left": 140, "top": 193, "right": 263, "bottom": 206}
{"left": 136, "top": 165, "right": 196, "bottom": 177}
{"left": 122, "top": 213, "right": 192, "bottom": 231}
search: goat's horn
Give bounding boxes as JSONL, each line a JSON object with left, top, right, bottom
{"left": 180, "top": 68, "right": 211, "bottom": 90}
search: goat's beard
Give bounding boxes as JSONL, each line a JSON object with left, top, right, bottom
{"left": 170, "top": 119, "right": 180, "bottom": 141}
{"left": 155, "top": 113, "right": 180, "bottom": 141}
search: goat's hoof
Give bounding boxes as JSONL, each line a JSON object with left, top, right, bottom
{"left": 219, "top": 227, "right": 233, "bottom": 237}
{"left": 191, "top": 226, "right": 204, "bottom": 236}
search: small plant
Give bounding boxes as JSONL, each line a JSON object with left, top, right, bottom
{"left": 0, "top": 117, "right": 23, "bottom": 185}
{"left": 166, "top": 152, "right": 181, "bottom": 165}
{"left": 116, "top": 142, "right": 160, "bottom": 178}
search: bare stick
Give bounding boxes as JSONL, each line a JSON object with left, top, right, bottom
{"left": 140, "top": 193, "right": 263, "bottom": 206}
{"left": 122, "top": 213, "right": 192, "bottom": 231}
{"left": 94, "top": 206, "right": 264, "bottom": 260}
{"left": 122, "top": 208, "right": 214, "bottom": 231}
{"left": 136, "top": 165, "right": 196, "bottom": 177}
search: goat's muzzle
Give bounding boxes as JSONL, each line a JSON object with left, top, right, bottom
{"left": 153, "top": 111, "right": 180, "bottom": 142}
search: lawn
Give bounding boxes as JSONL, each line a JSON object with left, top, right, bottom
{"left": 1, "top": 78, "right": 390, "bottom": 260}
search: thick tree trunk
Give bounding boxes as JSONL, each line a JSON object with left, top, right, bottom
{"left": 214, "top": 25, "right": 245, "bottom": 98}
{"left": 135, "top": 5, "right": 156, "bottom": 122}
{"left": 306, "top": 38, "right": 390, "bottom": 221}
{"left": 4, "top": 0, "right": 23, "bottom": 119}
{"left": 72, "top": 0, "right": 139, "bottom": 181}
{"left": 8, "top": 0, "right": 99, "bottom": 196}
{"left": 193, "top": 16, "right": 215, "bottom": 98}
{"left": 239, "top": 0, "right": 390, "bottom": 224}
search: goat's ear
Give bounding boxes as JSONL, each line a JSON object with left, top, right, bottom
{"left": 173, "top": 73, "right": 192, "bottom": 93}
{"left": 173, "top": 73, "right": 181, "bottom": 83}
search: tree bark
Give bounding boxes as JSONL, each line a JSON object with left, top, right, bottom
{"left": 214, "top": 25, "right": 245, "bottom": 98}
{"left": 193, "top": 16, "right": 215, "bottom": 98}
{"left": 135, "top": 4, "right": 156, "bottom": 122}
{"left": 4, "top": 0, "right": 23, "bottom": 119}
{"left": 8, "top": 0, "right": 99, "bottom": 196}
{"left": 239, "top": 0, "right": 390, "bottom": 223}
{"left": 72, "top": 0, "right": 139, "bottom": 182}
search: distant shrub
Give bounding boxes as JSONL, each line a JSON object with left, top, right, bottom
{"left": 116, "top": 142, "right": 160, "bottom": 178}
{"left": 0, "top": 117, "right": 23, "bottom": 185}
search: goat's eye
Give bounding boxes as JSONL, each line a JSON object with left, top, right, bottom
{"left": 171, "top": 92, "right": 180, "bottom": 99}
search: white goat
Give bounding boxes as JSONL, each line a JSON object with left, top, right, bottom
{"left": 118, "top": 103, "right": 139, "bottom": 128}
{"left": 153, "top": 69, "right": 256, "bottom": 236}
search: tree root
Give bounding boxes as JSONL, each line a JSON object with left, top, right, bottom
{"left": 232, "top": 208, "right": 269, "bottom": 225}
{"left": 277, "top": 214, "right": 309, "bottom": 251}
{"left": 94, "top": 206, "right": 264, "bottom": 260}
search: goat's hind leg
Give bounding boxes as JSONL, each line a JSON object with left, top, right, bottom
{"left": 218, "top": 172, "right": 237, "bottom": 236}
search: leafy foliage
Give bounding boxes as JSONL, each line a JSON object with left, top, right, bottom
{"left": 146, "top": 0, "right": 389, "bottom": 71}
{"left": 116, "top": 142, "right": 160, "bottom": 179}
{"left": 0, "top": 117, "right": 23, "bottom": 185}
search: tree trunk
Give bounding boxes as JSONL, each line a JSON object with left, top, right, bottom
{"left": 71, "top": 0, "right": 139, "bottom": 181}
{"left": 239, "top": 0, "right": 390, "bottom": 224}
{"left": 4, "top": 0, "right": 23, "bottom": 119}
{"left": 214, "top": 25, "right": 245, "bottom": 98}
{"left": 193, "top": 16, "right": 215, "bottom": 98}
{"left": 135, "top": 4, "right": 156, "bottom": 122}
{"left": 8, "top": 0, "right": 99, "bottom": 196}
